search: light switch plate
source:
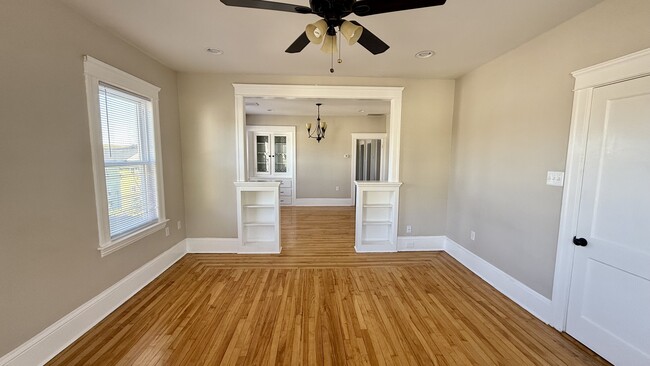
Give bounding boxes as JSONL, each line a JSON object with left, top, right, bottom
{"left": 546, "top": 171, "right": 565, "bottom": 186}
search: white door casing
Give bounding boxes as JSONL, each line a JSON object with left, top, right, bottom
{"left": 566, "top": 75, "right": 650, "bottom": 366}
{"left": 233, "top": 84, "right": 403, "bottom": 183}
{"left": 552, "top": 47, "right": 650, "bottom": 366}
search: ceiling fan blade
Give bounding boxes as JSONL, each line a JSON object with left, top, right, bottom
{"left": 352, "top": 0, "right": 446, "bottom": 16}
{"left": 221, "top": 0, "right": 312, "bottom": 14}
{"left": 285, "top": 32, "right": 311, "bottom": 53}
{"left": 349, "top": 21, "right": 389, "bottom": 55}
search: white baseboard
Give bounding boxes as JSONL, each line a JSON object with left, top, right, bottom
{"left": 444, "top": 238, "right": 553, "bottom": 324}
{"left": 293, "top": 198, "right": 353, "bottom": 206}
{"left": 397, "top": 236, "right": 446, "bottom": 251}
{"left": 355, "top": 245, "right": 398, "bottom": 253}
{"left": 185, "top": 238, "right": 239, "bottom": 253}
{"left": 186, "top": 238, "right": 282, "bottom": 254}
{"left": 0, "top": 240, "right": 187, "bottom": 366}
{"left": 2, "top": 235, "right": 556, "bottom": 366}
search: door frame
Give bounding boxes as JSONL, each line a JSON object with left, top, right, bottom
{"left": 551, "top": 47, "right": 650, "bottom": 331}
{"left": 232, "top": 84, "right": 403, "bottom": 183}
{"left": 350, "top": 133, "right": 387, "bottom": 201}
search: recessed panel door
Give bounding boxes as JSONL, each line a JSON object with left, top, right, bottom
{"left": 567, "top": 76, "right": 650, "bottom": 366}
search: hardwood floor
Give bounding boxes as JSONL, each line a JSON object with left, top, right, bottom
{"left": 48, "top": 207, "right": 608, "bottom": 365}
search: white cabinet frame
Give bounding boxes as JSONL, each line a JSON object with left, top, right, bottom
{"left": 235, "top": 181, "right": 281, "bottom": 254}
{"left": 355, "top": 181, "right": 402, "bottom": 252}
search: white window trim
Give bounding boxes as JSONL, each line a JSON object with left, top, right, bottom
{"left": 83, "top": 55, "right": 167, "bottom": 257}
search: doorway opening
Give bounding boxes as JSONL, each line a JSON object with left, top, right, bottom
{"left": 351, "top": 133, "right": 387, "bottom": 203}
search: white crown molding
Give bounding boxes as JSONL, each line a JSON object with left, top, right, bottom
{"left": 0, "top": 240, "right": 186, "bottom": 366}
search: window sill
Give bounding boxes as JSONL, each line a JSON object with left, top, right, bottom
{"left": 98, "top": 219, "right": 169, "bottom": 257}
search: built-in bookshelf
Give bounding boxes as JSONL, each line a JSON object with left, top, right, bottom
{"left": 235, "top": 182, "right": 281, "bottom": 253}
{"left": 355, "top": 182, "right": 402, "bottom": 252}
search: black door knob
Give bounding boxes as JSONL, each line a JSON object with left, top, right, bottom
{"left": 573, "top": 236, "right": 588, "bottom": 247}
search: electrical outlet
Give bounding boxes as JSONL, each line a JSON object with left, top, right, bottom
{"left": 165, "top": 227, "right": 170, "bottom": 237}
{"left": 177, "top": 220, "right": 182, "bottom": 230}
{"left": 470, "top": 230, "right": 476, "bottom": 241}
{"left": 406, "top": 225, "right": 412, "bottom": 234}
{"left": 335, "top": 186, "right": 340, "bottom": 191}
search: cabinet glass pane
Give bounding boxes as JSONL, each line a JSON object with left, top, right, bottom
{"left": 256, "top": 135, "right": 270, "bottom": 173}
{"left": 274, "top": 135, "right": 287, "bottom": 173}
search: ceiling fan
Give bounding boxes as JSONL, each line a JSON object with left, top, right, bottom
{"left": 221, "top": 0, "right": 447, "bottom": 71}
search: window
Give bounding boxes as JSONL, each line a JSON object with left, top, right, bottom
{"left": 84, "top": 56, "right": 166, "bottom": 256}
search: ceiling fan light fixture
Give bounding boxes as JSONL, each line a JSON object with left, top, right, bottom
{"left": 320, "top": 35, "right": 338, "bottom": 54}
{"left": 306, "top": 19, "right": 327, "bottom": 44}
{"left": 340, "top": 20, "right": 363, "bottom": 45}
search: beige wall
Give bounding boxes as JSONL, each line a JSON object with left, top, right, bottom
{"left": 247, "top": 114, "right": 386, "bottom": 199}
{"left": 178, "top": 74, "right": 455, "bottom": 238}
{"left": 447, "top": 0, "right": 650, "bottom": 298}
{"left": 0, "top": 0, "right": 185, "bottom": 355}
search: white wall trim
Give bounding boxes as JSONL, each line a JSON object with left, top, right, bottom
{"left": 397, "top": 236, "right": 445, "bottom": 251}
{"left": 572, "top": 47, "right": 650, "bottom": 90}
{"left": 293, "top": 198, "right": 354, "bottom": 206}
{"left": 445, "top": 238, "right": 553, "bottom": 324}
{"left": 0, "top": 240, "right": 186, "bottom": 366}
{"left": 354, "top": 244, "right": 397, "bottom": 253}
{"left": 83, "top": 55, "right": 167, "bottom": 257}
{"left": 233, "top": 84, "right": 404, "bottom": 183}
{"left": 185, "top": 238, "right": 240, "bottom": 253}
{"left": 552, "top": 46, "right": 650, "bottom": 331}
{"left": 1, "top": 234, "right": 563, "bottom": 365}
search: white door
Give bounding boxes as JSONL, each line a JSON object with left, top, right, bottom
{"left": 566, "top": 75, "right": 650, "bottom": 365}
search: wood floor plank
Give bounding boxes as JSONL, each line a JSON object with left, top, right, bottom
{"left": 48, "top": 206, "right": 609, "bottom": 365}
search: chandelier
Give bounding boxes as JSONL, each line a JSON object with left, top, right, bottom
{"left": 306, "top": 103, "right": 327, "bottom": 143}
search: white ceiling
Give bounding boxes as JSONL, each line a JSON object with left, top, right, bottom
{"left": 59, "top": 0, "right": 603, "bottom": 79}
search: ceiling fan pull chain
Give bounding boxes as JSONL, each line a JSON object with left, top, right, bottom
{"left": 337, "top": 30, "right": 343, "bottom": 64}
{"left": 330, "top": 44, "right": 334, "bottom": 73}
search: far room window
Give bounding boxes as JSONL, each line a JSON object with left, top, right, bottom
{"left": 84, "top": 56, "right": 167, "bottom": 257}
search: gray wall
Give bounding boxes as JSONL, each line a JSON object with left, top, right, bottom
{"left": 447, "top": 0, "right": 650, "bottom": 298}
{"left": 178, "top": 74, "right": 455, "bottom": 238}
{"left": 0, "top": 0, "right": 185, "bottom": 355}
{"left": 247, "top": 114, "right": 386, "bottom": 199}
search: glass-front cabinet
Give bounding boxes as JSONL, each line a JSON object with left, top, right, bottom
{"left": 273, "top": 135, "right": 288, "bottom": 174}
{"left": 255, "top": 134, "right": 270, "bottom": 174}
{"left": 251, "top": 131, "right": 292, "bottom": 177}
{"left": 247, "top": 126, "right": 295, "bottom": 205}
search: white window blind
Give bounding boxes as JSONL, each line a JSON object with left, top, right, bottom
{"left": 98, "top": 82, "right": 159, "bottom": 239}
